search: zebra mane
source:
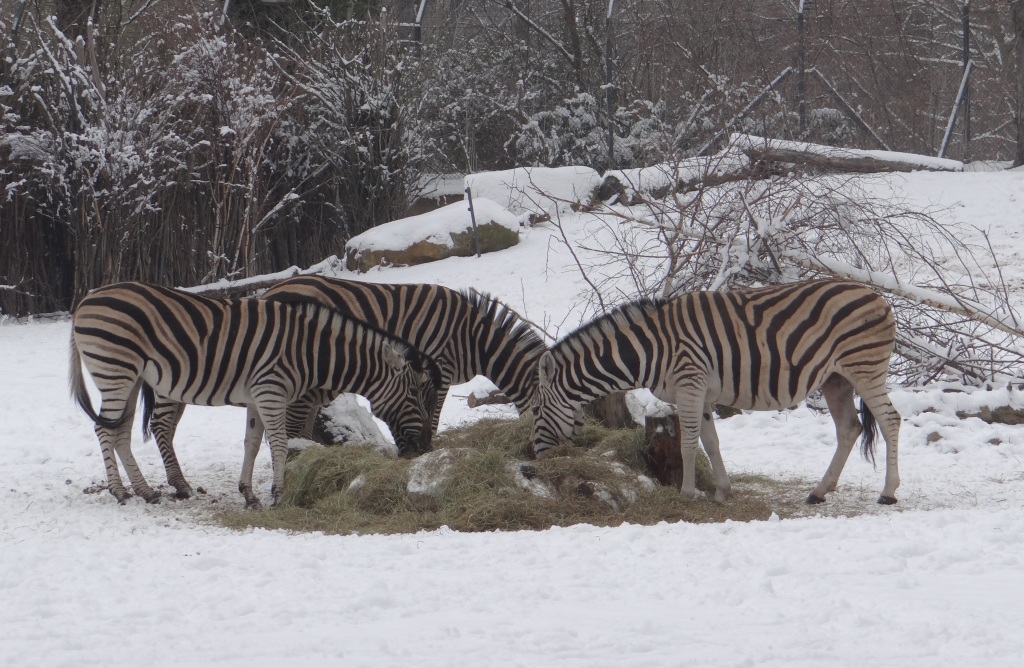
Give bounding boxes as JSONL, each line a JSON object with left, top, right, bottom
{"left": 461, "top": 288, "right": 548, "bottom": 358}
{"left": 554, "top": 298, "right": 666, "bottom": 352}
{"left": 293, "top": 300, "right": 441, "bottom": 383}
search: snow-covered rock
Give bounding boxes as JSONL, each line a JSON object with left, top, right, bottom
{"left": 345, "top": 198, "right": 520, "bottom": 272}
{"left": 624, "top": 389, "right": 676, "bottom": 426}
{"left": 465, "top": 166, "right": 602, "bottom": 219}
{"left": 406, "top": 448, "right": 475, "bottom": 510}
{"left": 314, "top": 394, "right": 398, "bottom": 458}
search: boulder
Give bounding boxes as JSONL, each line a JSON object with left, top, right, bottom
{"left": 465, "top": 166, "right": 602, "bottom": 218}
{"left": 312, "top": 394, "right": 398, "bottom": 458}
{"left": 405, "top": 448, "right": 475, "bottom": 510}
{"left": 345, "top": 198, "right": 520, "bottom": 273}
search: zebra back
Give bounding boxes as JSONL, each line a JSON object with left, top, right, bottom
{"left": 260, "top": 276, "right": 547, "bottom": 413}
{"left": 70, "top": 282, "right": 438, "bottom": 452}
{"left": 533, "top": 280, "right": 896, "bottom": 453}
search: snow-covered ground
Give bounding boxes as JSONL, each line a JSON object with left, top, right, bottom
{"left": 4, "top": 170, "right": 1024, "bottom": 666}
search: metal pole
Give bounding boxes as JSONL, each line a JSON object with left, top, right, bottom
{"left": 465, "top": 186, "right": 481, "bottom": 258}
{"left": 605, "top": 0, "right": 616, "bottom": 170}
{"left": 11, "top": 0, "right": 29, "bottom": 43}
{"left": 939, "top": 60, "right": 974, "bottom": 159}
{"left": 961, "top": 0, "right": 971, "bottom": 157}
{"left": 797, "top": 0, "right": 806, "bottom": 135}
{"left": 415, "top": 0, "right": 428, "bottom": 56}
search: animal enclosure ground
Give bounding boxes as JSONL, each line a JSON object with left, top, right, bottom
{"left": 5, "top": 169, "right": 1024, "bottom": 665}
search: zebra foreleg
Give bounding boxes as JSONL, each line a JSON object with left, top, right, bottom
{"left": 238, "top": 408, "right": 265, "bottom": 509}
{"left": 676, "top": 389, "right": 706, "bottom": 500}
{"left": 699, "top": 405, "right": 731, "bottom": 503}
{"left": 807, "top": 374, "right": 860, "bottom": 504}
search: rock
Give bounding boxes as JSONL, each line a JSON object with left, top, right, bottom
{"left": 467, "top": 388, "right": 514, "bottom": 408}
{"left": 465, "top": 166, "right": 602, "bottom": 216}
{"left": 956, "top": 405, "right": 1024, "bottom": 425}
{"left": 553, "top": 459, "right": 656, "bottom": 512}
{"left": 313, "top": 394, "right": 397, "bottom": 457}
{"left": 345, "top": 198, "right": 520, "bottom": 273}
{"left": 510, "top": 463, "right": 554, "bottom": 498}
{"left": 406, "top": 448, "right": 475, "bottom": 510}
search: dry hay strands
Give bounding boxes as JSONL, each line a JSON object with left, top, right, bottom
{"left": 216, "top": 415, "right": 809, "bottom": 535}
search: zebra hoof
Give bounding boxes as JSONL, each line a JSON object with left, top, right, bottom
{"left": 245, "top": 498, "right": 263, "bottom": 510}
{"left": 142, "top": 490, "right": 162, "bottom": 504}
{"left": 805, "top": 493, "right": 826, "bottom": 505}
{"left": 173, "top": 488, "right": 193, "bottom": 500}
{"left": 877, "top": 495, "right": 898, "bottom": 505}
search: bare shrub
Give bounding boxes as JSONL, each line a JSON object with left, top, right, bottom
{"left": 559, "top": 154, "right": 1024, "bottom": 384}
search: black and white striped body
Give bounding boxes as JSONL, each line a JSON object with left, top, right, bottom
{"left": 149, "top": 276, "right": 547, "bottom": 467}
{"left": 532, "top": 280, "right": 902, "bottom": 505}
{"left": 69, "top": 282, "right": 437, "bottom": 506}
{"left": 260, "top": 276, "right": 549, "bottom": 423}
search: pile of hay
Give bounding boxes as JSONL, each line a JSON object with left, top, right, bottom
{"left": 217, "top": 415, "right": 784, "bottom": 535}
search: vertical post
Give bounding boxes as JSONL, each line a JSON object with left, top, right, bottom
{"left": 605, "top": 0, "right": 617, "bottom": 170}
{"left": 415, "top": 0, "right": 428, "bottom": 56}
{"left": 961, "top": 0, "right": 971, "bottom": 158}
{"left": 797, "top": 0, "right": 807, "bottom": 135}
{"left": 11, "top": 0, "right": 29, "bottom": 43}
{"left": 465, "top": 186, "right": 481, "bottom": 258}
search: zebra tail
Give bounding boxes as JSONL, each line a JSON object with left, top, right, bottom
{"left": 68, "top": 334, "right": 131, "bottom": 430}
{"left": 859, "top": 399, "right": 878, "bottom": 465}
{"left": 140, "top": 385, "right": 155, "bottom": 442}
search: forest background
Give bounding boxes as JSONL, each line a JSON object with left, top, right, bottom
{"left": 3, "top": 0, "right": 1024, "bottom": 316}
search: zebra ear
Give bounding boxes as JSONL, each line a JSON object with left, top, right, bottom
{"left": 538, "top": 351, "right": 557, "bottom": 386}
{"left": 382, "top": 344, "right": 409, "bottom": 373}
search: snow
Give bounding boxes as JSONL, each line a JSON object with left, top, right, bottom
{"left": 5, "top": 168, "right": 1024, "bottom": 665}
{"left": 465, "top": 166, "right": 602, "bottom": 216}
{"left": 731, "top": 133, "right": 966, "bottom": 172}
{"left": 346, "top": 198, "right": 521, "bottom": 253}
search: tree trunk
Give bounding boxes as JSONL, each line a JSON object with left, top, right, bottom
{"left": 644, "top": 414, "right": 682, "bottom": 489}
{"left": 1011, "top": 1, "right": 1024, "bottom": 167}
{"left": 54, "top": 0, "right": 102, "bottom": 41}
{"left": 583, "top": 391, "right": 633, "bottom": 429}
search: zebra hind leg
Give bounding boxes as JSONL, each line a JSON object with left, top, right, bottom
{"left": 858, "top": 385, "right": 901, "bottom": 505}
{"left": 94, "top": 384, "right": 160, "bottom": 504}
{"left": 96, "top": 424, "right": 131, "bottom": 504}
{"left": 148, "top": 398, "right": 195, "bottom": 499}
{"left": 806, "top": 374, "right": 861, "bottom": 505}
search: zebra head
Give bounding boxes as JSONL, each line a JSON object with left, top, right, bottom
{"left": 530, "top": 350, "right": 578, "bottom": 459}
{"left": 376, "top": 343, "right": 440, "bottom": 456}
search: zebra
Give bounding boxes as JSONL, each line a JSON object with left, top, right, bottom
{"left": 531, "top": 280, "right": 902, "bottom": 505}
{"left": 148, "top": 276, "right": 548, "bottom": 472}
{"left": 69, "top": 282, "right": 439, "bottom": 507}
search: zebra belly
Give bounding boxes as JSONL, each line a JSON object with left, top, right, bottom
{"left": 140, "top": 363, "right": 253, "bottom": 408}
{"left": 712, "top": 365, "right": 832, "bottom": 411}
